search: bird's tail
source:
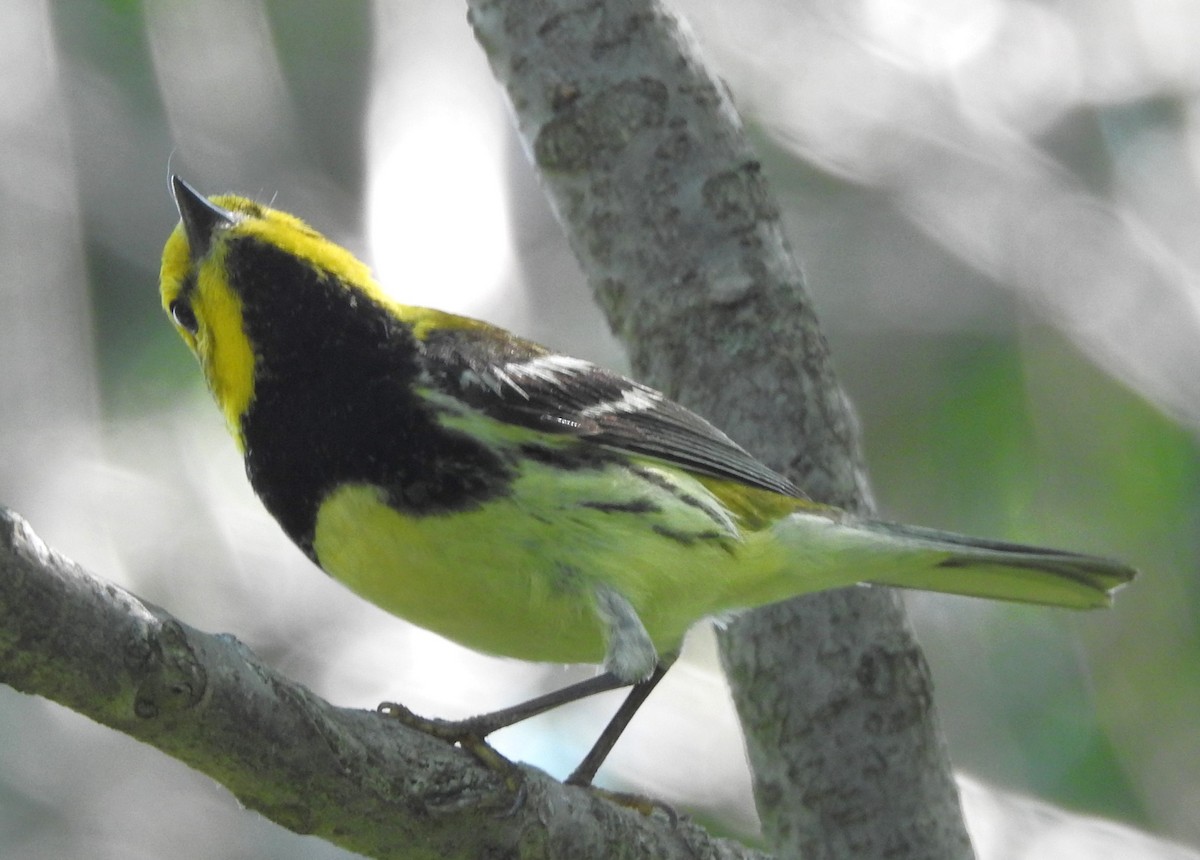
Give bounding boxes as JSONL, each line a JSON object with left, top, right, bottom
{"left": 766, "top": 511, "right": 1136, "bottom": 609}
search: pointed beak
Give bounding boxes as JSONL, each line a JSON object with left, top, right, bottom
{"left": 171, "top": 175, "right": 235, "bottom": 262}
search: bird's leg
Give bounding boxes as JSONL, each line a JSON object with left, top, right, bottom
{"left": 379, "top": 669, "right": 631, "bottom": 741}
{"left": 562, "top": 586, "right": 672, "bottom": 787}
{"left": 380, "top": 670, "right": 633, "bottom": 793}
{"left": 593, "top": 585, "right": 659, "bottom": 683}
{"left": 566, "top": 657, "right": 674, "bottom": 787}
{"left": 381, "top": 585, "right": 670, "bottom": 789}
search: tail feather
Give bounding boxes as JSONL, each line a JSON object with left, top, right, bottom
{"left": 858, "top": 520, "right": 1136, "bottom": 609}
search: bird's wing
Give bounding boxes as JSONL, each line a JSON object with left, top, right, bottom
{"left": 418, "top": 323, "right": 803, "bottom": 499}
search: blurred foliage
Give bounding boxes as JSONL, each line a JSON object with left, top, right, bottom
{"left": 2, "top": 0, "right": 1198, "bottom": 858}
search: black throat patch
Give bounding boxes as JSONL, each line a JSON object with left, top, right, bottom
{"left": 227, "top": 238, "right": 514, "bottom": 556}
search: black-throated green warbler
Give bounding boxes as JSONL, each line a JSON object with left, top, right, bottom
{"left": 160, "top": 176, "right": 1134, "bottom": 785}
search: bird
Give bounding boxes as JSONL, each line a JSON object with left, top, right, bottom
{"left": 159, "top": 175, "right": 1135, "bottom": 786}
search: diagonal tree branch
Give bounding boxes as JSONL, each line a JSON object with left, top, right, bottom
{"left": 465, "top": 1, "right": 973, "bottom": 857}
{"left": 0, "top": 505, "right": 768, "bottom": 860}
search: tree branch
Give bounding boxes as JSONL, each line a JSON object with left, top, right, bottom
{"left": 0, "top": 506, "right": 766, "bottom": 860}
{"left": 465, "top": 1, "right": 973, "bottom": 857}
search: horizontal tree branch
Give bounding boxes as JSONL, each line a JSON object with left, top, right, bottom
{"left": 0, "top": 505, "right": 767, "bottom": 860}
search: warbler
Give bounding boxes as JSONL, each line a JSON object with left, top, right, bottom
{"left": 160, "top": 176, "right": 1134, "bottom": 785}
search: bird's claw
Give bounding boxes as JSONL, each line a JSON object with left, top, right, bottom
{"left": 378, "top": 701, "right": 525, "bottom": 799}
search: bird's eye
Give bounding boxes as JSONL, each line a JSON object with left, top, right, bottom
{"left": 170, "top": 299, "right": 199, "bottom": 334}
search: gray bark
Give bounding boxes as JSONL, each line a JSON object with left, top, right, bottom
{"left": 465, "top": 0, "right": 974, "bottom": 857}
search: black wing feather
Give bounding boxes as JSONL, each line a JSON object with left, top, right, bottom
{"left": 420, "top": 324, "right": 802, "bottom": 498}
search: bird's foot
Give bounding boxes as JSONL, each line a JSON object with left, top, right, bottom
{"left": 378, "top": 701, "right": 522, "bottom": 794}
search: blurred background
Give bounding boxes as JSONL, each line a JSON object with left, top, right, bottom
{"left": 1, "top": 0, "right": 1198, "bottom": 857}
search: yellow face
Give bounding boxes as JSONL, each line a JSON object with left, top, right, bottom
{"left": 159, "top": 188, "right": 381, "bottom": 448}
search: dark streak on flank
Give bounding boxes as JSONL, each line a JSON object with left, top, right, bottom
{"left": 579, "top": 498, "right": 661, "bottom": 515}
{"left": 652, "top": 524, "right": 701, "bottom": 546}
{"left": 630, "top": 465, "right": 730, "bottom": 531}
{"left": 652, "top": 525, "right": 740, "bottom": 556}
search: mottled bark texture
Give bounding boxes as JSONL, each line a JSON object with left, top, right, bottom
{"left": 465, "top": 1, "right": 974, "bottom": 857}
